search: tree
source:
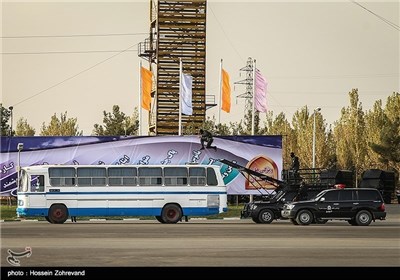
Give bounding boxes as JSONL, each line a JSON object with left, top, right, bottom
{"left": 15, "top": 117, "right": 35, "bottom": 136}
{"left": 291, "top": 106, "right": 312, "bottom": 168}
{"left": 368, "top": 93, "right": 400, "bottom": 171}
{"left": 262, "top": 111, "right": 294, "bottom": 169}
{"left": 384, "top": 92, "right": 400, "bottom": 123}
{"left": 364, "top": 99, "right": 386, "bottom": 169}
{"left": 242, "top": 109, "right": 261, "bottom": 135}
{"left": 40, "top": 112, "right": 82, "bottom": 136}
{"left": 0, "top": 104, "right": 12, "bottom": 136}
{"left": 369, "top": 116, "right": 400, "bottom": 169}
{"left": 333, "top": 89, "right": 368, "bottom": 183}
{"left": 93, "top": 105, "right": 138, "bottom": 136}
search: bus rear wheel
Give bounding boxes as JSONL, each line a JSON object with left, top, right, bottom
{"left": 161, "top": 204, "right": 182, "bottom": 224}
{"left": 155, "top": 216, "right": 165, "bottom": 223}
{"left": 48, "top": 204, "right": 69, "bottom": 224}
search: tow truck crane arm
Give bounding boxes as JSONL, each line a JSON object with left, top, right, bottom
{"left": 218, "top": 159, "right": 288, "bottom": 199}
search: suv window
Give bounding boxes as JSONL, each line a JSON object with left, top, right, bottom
{"left": 357, "top": 190, "right": 381, "bottom": 201}
{"left": 322, "top": 190, "right": 338, "bottom": 201}
{"left": 339, "top": 190, "right": 353, "bottom": 201}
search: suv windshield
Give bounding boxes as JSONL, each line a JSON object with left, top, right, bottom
{"left": 313, "top": 189, "right": 330, "bottom": 201}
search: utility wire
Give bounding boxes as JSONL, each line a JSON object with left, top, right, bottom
{"left": 11, "top": 42, "right": 140, "bottom": 107}
{"left": 350, "top": 1, "right": 400, "bottom": 31}
{"left": 3, "top": 50, "right": 137, "bottom": 55}
{"left": 1, "top": 32, "right": 148, "bottom": 39}
{"left": 208, "top": 3, "right": 245, "bottom": 63}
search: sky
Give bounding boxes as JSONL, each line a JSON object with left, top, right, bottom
{"left": 1, "top": 0, "right": 399, "bottom": 135}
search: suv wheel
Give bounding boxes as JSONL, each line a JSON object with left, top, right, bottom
{"left": 315, "top": 218, "right": 328, "bottom": 224}
{"left": 296, "top": 209, "right": 313, "bottom": 225}
{"left": 355, "top": 210, "right": 372, "bottom": 226}
{"left": 348, "top": 219, "right": 357, "bottom": 226}
{"left": 290, "top": 218, "right": 298, "bottom": 225}
{"left": 258, "top": 209, "right": 274, "bottom": 224}
{"left": 251, "top": 215, "right": 261, "bottom": 224}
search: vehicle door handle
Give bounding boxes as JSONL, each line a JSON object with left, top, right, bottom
{"left": 333, "top": 203, "right": 339, "bottom": 205}
{"left": 353, "top": 202, "right": 359, "bottom": 205}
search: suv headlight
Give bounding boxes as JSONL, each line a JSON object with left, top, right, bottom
{"left": 286, "top": 204, "right": 295, "bottom": 210}
{"left": 250, "top": 204, "right": 257, "bottom": 210}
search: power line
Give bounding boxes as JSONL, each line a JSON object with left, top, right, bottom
{"left": 1, "top": 32, "right": 148, "bottom": 39}
{"left": 269, "top": 74, "right": 398, "bottom": 79}
{"left": 350, "top": 1, "right": 400, "bottom": 31}
{"left": 3, "top": 50, "right": 137, "bottom": 55}
{"left": 208, "top": 3, "right": 245, "bottom": 63}
{"left": 11, "top": 42, "right": 140, "bottom": 107}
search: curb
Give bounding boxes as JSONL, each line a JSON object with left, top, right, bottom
{"left": 1, "top": 217, "right": 242, "bottom": 222}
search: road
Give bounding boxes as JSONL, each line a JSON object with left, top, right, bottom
{"left": 1, "top": 205, "right": 399, "bottom": 268}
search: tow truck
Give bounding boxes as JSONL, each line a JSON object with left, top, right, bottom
{"left": 218, "top": 159, "right": 333, "bottom": 224}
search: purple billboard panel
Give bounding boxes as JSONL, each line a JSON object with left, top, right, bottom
{"left": 0, "top": 135, "right": 282, "bottom": 196}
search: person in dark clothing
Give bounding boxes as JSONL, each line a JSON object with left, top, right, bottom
{"left": 290, "top": 152, "right": 300, "bottom": 172}
{"left": 290, "top": 152, "right": 300, "bottom": 183}
{"left": 295, "top": 181, "right": 308, "bottom": 201}
{"left": 199, "top": 129, "right": 217, "bottom": 151}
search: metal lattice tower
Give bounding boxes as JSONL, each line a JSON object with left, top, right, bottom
{"left": 234, "top": 57, "right": 254, "bottom": 114}
{"left": 138, "top": 0, "right": 212, "bottom": 135}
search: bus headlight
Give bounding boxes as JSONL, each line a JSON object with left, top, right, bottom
{"left": 207, "top": 195, "right": 220, "bottom": 208}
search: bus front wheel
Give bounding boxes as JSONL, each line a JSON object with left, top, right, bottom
{"left": 48, "top": 204, "right": 69, "bottom": 224}
{"left": 161, "top": 204, "right": 182, "bottom": 224}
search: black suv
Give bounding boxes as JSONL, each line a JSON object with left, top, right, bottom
{"left": 281, "top": 188, "right": 386, "bottom": 226}
{"left": 241, "top": 189, "right": 298, "bottom": 224}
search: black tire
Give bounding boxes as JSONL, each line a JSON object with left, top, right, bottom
{"left": 48, "top": 204, "right": 69, "bottom": 224}
{"left": 348, "top": 219, "right": 357, "bottom": 226}
{"left": 258, "top": 209, "right": 274, "bottom": 224}
{"left": 251, "top": 215, "right": 261, "bottom": 223}
{"left": 295, "top": 209, "right": 313, "bottom": 225}
{"left": 161, "top": 204, "right": 182, "bottom": 224}
{"left": 155, "top": 216, "right": 165, "bottom": 223}
{"left": 45, "top": 216, "right": 52, "bottom": 223}
{"left": 315, "top": 218, "right": 328, "bottom": 224}
{"left": 355, "top": 210, "right": 372, "bottom": 226}
{"left": 290, "top": 218, "right": 298, "bottom": 225}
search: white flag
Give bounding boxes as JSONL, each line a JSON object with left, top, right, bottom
{"left": 180, "top": 72, "right": 193, "bottom": 115}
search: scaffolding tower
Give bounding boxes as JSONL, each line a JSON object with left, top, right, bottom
{"left": 138, "top": 0, "right": 213, "bottom": 135}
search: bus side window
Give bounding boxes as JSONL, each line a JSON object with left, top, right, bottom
{"left": 31, "top": 175, "right": 45, "bottom": 192}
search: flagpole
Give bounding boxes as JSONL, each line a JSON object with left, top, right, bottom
{"left": 252, "top": 59, "right": 256, "bottom": 135}
{"left": 218, "top": 59, "right": 223, "bottom": 125}
{"left": 139, "top": 60, "right": 142, "bottom": 136}
{"left": 178, "top": 58, "right": 182, "bottom": 136}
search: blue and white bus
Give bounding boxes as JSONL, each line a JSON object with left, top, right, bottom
{"left": 16, "top": 164, "right": 227, "bottom": 224}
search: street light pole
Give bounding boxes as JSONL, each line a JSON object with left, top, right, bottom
{"left": 312, "top": 107, "right": 321, "bottom": 169}
{"left": 9, "top": 106, "right": 13, "bottom": 136}
{"left": 17, "top": 143, "right": 24, "bottom": 190}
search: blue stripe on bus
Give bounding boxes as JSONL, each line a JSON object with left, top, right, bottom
{"left": 23, "top": 191, "right": 227, "bottom": 195}
{"left": 17, "top": 207, "right": 222, "bottom": 217}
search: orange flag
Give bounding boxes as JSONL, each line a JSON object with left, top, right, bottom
{"left": 221, "top": 69, "right": 231, "bottom": 113}
{"left": 141, "top": 66, "right": 152, "bottom": 111}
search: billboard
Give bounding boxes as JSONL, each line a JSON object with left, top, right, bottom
{"left": 1, "top": 135, "right": 282, "bottom": 196}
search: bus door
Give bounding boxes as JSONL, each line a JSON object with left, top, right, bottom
{"left": 29, "top": 174, "right": 46, "bottom": 209}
